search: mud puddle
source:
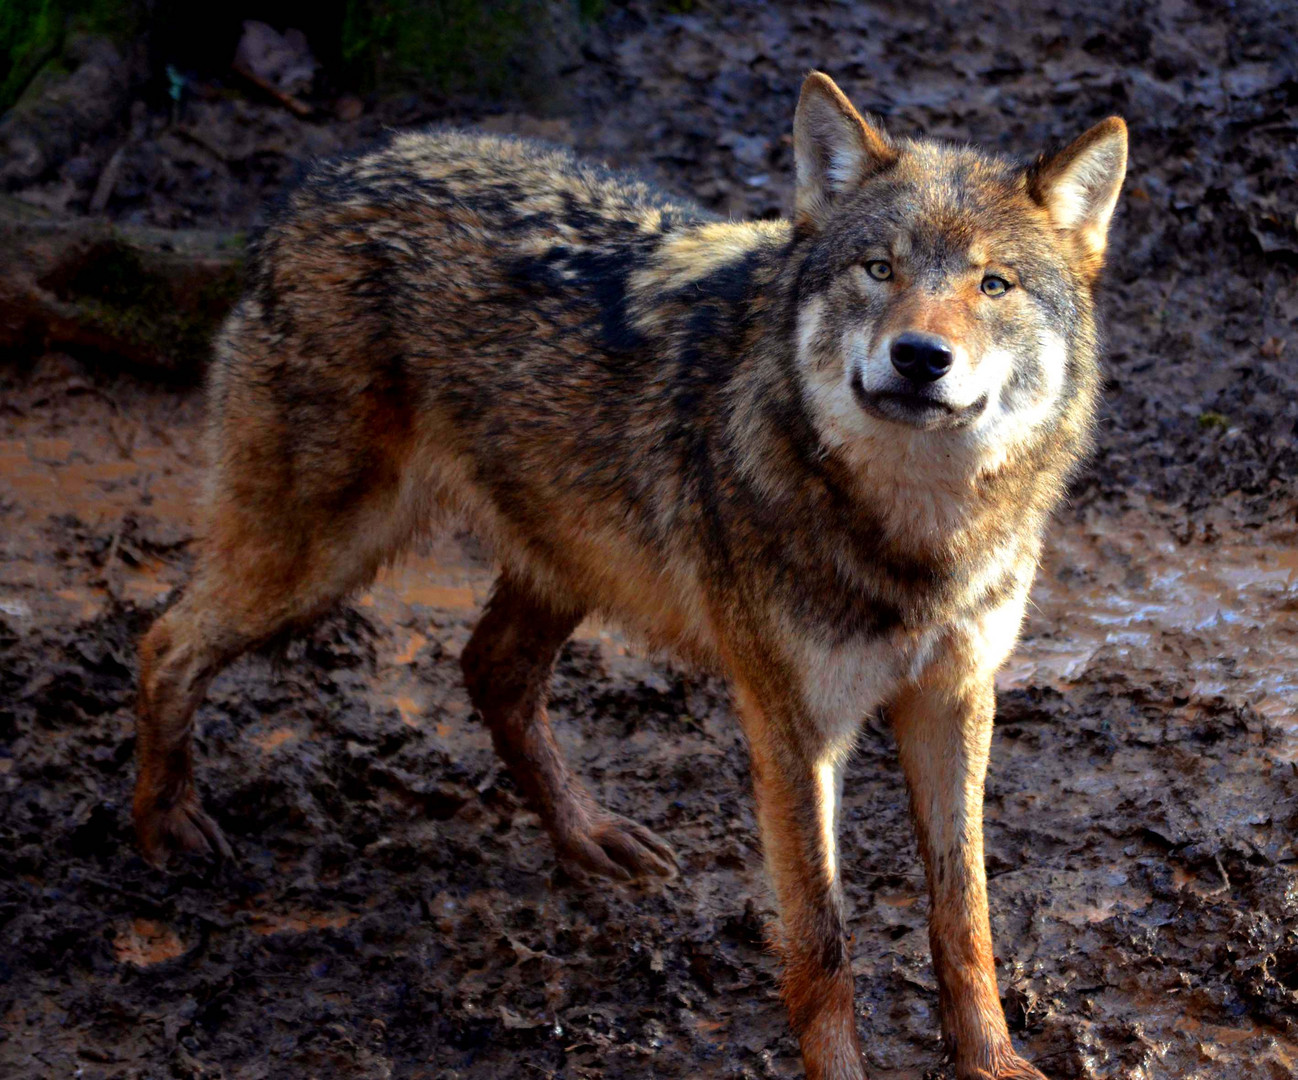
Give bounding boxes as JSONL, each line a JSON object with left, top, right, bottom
{"left": 1011, "top": 505, "right": 1298, "bottom": 734}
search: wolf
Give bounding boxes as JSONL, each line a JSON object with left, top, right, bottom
{"left": 132, "top": 72, "right": 1126, "bottom": 1079}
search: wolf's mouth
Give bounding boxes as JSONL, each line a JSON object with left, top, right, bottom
{"left": 852, "top": 377, "right": 987, "bottom": 430}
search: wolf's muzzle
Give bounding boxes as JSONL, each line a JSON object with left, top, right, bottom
{"left": 852, "top": 369, "right": 987, "bottom": 431}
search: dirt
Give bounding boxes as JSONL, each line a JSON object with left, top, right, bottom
{"left": 2, "top": 1, "right": 1298, "bottom": 1078}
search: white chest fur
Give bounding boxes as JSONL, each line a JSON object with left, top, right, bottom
{"left": 785, "top": 566, "right": 1033, "bottom": 749}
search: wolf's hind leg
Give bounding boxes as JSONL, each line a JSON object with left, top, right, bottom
{"left": 135, "top": 555, "right": 369, "bottom": 865}
{"left": 135, "top": 489, "right": 404, "bottom": 866}
{"left": 135, "top": 587, "right": 252, "bottom": 863}
{"left": 461, "top": 575, "right": 678, "bottom": 882}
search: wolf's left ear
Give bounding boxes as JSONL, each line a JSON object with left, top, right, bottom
{"left": 793, "top": 72, "right": 896, "bottom": 232}
{"left": 1030, "top": 117, "right": 1128, "bottom": 272}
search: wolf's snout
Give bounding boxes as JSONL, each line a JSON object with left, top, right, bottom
{"left": 891, "top": 332, "right": 953, "bottom": 383}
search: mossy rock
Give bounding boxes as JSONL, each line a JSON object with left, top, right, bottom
{"left": 0, "top": 195, "right": 245, "bottom": 380}
{"left": 42, "top": 237, "right": 244, "bottom": 372}
{"left": 0, "top": 33, "right": 138, "bottom": 185}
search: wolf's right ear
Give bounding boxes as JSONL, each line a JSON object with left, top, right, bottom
{"left": 793, "top": 72, "right": 896, "bottom": 232}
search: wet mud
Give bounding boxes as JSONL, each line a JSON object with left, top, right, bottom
{"left": 3, "top": 1, "right": 1298, "bottom": 1077}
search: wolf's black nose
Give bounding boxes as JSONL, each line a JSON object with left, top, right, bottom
{"left": 891, "top": 332, "right": 953, "bottom": 383}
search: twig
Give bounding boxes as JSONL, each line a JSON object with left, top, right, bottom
{"left": 1211, "top": 853, "right": 1231, "bottom": 896}
{"left": 102, "top": 519, "right": 125, "bottom": 600}
{"left": 173, "top": 126, "right": 233, "bottom": 165}
{"left": 106, "top": 415, "right": 138, "bottom": 460}
{"left": 231, "top": 61, "right": 313, "bottom": 118}
{"left": 89, "top": 142, "right": 129, "bottom": 215}
{"left": 76, "top": 872, "right": 170, "bottom": 914}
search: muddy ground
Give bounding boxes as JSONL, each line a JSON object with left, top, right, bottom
{"left": 3, "top": 1, "right": 1298, "bottom": 1077}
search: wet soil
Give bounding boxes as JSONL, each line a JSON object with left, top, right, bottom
{"left": 3, "top": 1, "right": 1298, "bottom": 1078}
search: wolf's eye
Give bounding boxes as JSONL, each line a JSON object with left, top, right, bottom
{"left": 865, "top": 260, "right": 893, "bottom": 282}
{"left": 981, "top": 275, "right": 1011, "bottom": 297}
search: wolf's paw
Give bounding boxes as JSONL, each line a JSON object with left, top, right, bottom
{"left": 557, "top": 810, "right": 679, "bottom": 883}
{"left": 959, "top": 1057, "right": 1049, "bottom": 1080}
{"left": 994, "top": 1063, "right": 1048, "bottom": 1080}
{"left": 135, "top": 794, "right": 233, "bottom": 868}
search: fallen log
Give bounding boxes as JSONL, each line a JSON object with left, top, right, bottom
{"left": 0, "top": 194, "right": 244, "bottom": 380}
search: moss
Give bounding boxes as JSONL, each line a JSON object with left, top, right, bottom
{"left": 1197, "top": 411, "right": 1231, "bottom": 432}
{"left": 0, "top": 0, "right": 64, "bottom": 113}
{"left": 66, "top": 0, "right": 145, "bottom": 42}
{"left": 1, "top": 0, "right": 147, "bottom": 113}
{"left": 339, "top": 0, "right": 614, "bottom": 99}
{"left": 194, "top": 258, "right": 246, "bottom": 320}
{"left": 3, "top": 1, "right": 610, "bottom": 112}
{"left": 59, "top": 237, "right": 244, "bottom": 368}
{"left": 341, "top": 0, "right": 530, "bottom": 96}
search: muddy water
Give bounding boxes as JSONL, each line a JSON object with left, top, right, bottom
{"left": 1012, "top": 506, "right": 1298, "bottom": 735}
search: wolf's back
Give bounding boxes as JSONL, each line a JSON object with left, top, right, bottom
{"left": 202, "top": 130, "right": 767, "bottom": 607}
{"left": 262, "top": 129, "right": 709, "bottom": 283}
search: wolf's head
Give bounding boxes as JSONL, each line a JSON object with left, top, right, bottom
{"left": 789, "top": 72, "right": 1125, "bottom": 473}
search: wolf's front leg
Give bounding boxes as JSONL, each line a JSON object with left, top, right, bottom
{"left": 731, "top": 677, "right": 866, "bottom": 1080}
{"left": 890, "top": 675, "right": 1046, "bottom": 1080}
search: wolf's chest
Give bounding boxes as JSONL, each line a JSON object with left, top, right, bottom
{"left": 790, "top": 625, "right": 943, "bottom": 741}
{"left": 790, "top": 550, "right": 1032, "bottom": 741}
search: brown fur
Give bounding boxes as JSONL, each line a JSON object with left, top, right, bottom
{"left": 133, "top": 73, "right": 1126, "bottom": 1079}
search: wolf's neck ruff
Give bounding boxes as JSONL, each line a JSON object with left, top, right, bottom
{"left": 610, "top": 213, "right": 1088, "bottom": 637}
